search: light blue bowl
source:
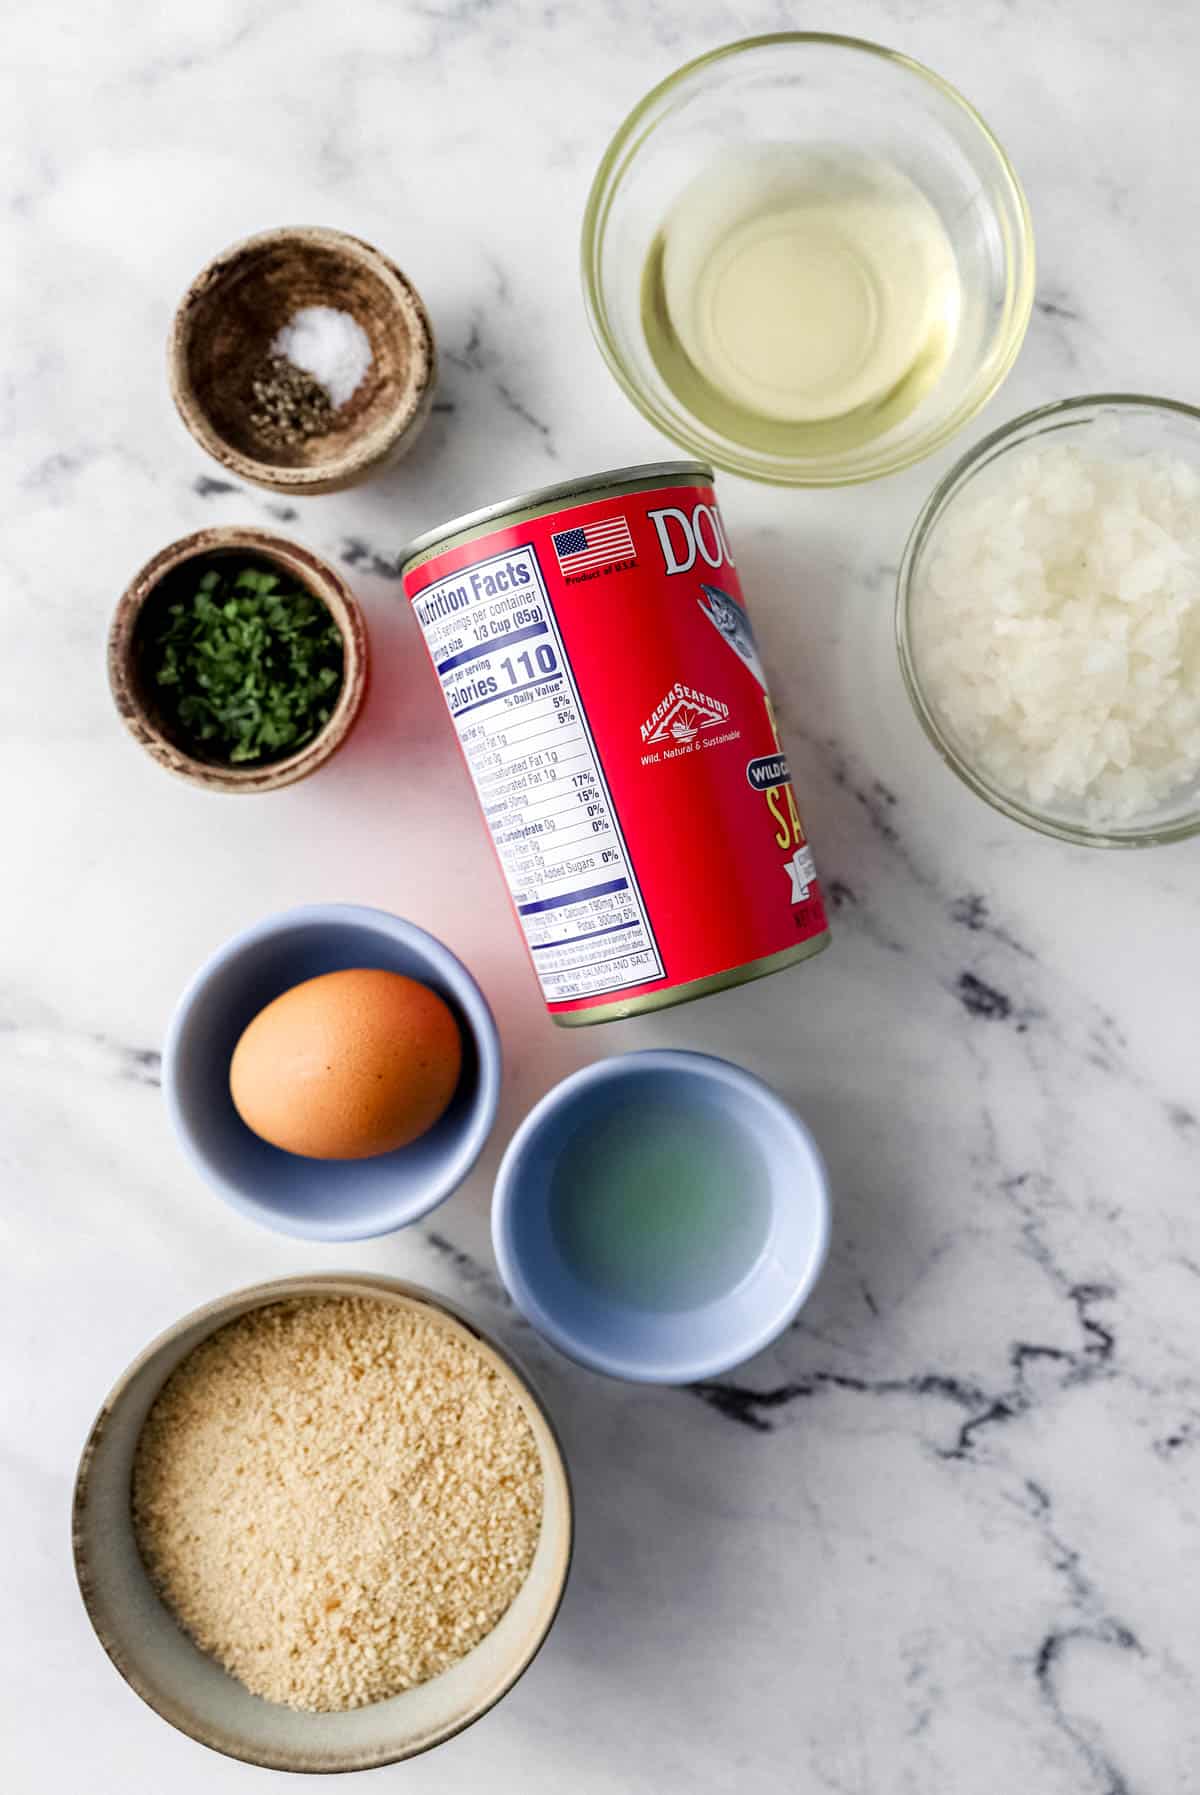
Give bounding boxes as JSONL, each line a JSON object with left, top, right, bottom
{"left": 492, "top": 1050, "right": 830, "bottom": 1384}
{"left": 163, "top": 905, "right": 501, "bottom": 1241}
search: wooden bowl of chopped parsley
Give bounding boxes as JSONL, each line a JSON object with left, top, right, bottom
{"left": 108, "top": 528, "right": 368, "bottom": 792}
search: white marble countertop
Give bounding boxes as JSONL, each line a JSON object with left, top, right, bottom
{"left": 6, "top": 0, "right": 1200, "bottom": 1789}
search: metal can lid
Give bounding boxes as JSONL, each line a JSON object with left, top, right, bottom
{"left": 399, "top": 459, "right": 714, "bottom": 576}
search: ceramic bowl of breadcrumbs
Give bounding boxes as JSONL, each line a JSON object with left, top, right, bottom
{"left": 170, "top": 226, "right": 436, "bottom": 495}
{"left": 72, "top": 1274, "right": 572, "bottom": 1772}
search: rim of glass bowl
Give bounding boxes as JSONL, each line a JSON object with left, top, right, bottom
{"left": 580, "top": 32, "right": 1036, "bottom": 488}
{"left": 896, "top": 392, "right": 1200, "bottom": 848}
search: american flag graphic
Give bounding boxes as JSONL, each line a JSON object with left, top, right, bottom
{"left": 551, "top": 515, "right": 636, "bottom": 576}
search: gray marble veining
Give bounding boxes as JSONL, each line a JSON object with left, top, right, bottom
{"left": 4, "top": 0, "right": 1200, "bottom": 1790}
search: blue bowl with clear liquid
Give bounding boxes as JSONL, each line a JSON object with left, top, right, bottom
{"left": 492, "top": 1049, "right": 830, "bottom": 1383}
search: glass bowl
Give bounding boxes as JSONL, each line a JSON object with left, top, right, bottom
{"left": 582, "top": 33, "right": 1034, "bottom": 487}
{"left": 897, "top": 395, "right": 1200, "bottom": 848}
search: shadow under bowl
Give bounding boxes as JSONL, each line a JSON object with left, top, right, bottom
{"left": 162, "top": 906, "right": 501, "bottom": 1239}
{"left": 72, "top": 1274, "right": 573, "bottom": 1772}
{"left": 492, "top": 1050, "right": 831, "bottom": 1383}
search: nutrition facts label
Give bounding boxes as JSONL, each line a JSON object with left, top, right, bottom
{"left": 411, "top": 544, "right": 664, "bottom": 1003}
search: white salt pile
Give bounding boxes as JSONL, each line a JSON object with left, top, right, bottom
{"left": 271, "top": 306, "right": 372, "bottom": 408}
{"left": 912, "top": 433, "right": 1200, "bottom": 827}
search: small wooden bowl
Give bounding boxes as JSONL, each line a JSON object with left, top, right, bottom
{"left": 108, "top": 527, "right": 368, "bottom": 793}
{"left": 169, "top": 227, "right": 436, "bottom": 495}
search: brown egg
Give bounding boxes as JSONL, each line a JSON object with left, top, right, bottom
{"left": 230, "top": 968, "right": 463, "bottom": 1160}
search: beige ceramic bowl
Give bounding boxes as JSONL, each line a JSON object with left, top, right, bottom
{"left": 72, "top": 1274, "right": 573, "bottom": 1773}
{"left": 107, "top": 525, "right": 368, "bottom": 793}
{"left": 170, "top": 226, "right": 436, "bottom": 495}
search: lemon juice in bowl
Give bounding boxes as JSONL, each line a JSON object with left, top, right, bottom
{"left": 548, "top": 1088, "right": 772, "bottom": 1311}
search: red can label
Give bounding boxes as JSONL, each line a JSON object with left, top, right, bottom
{"left": 404, "top": 478, "right": 829, "bottom": 1019}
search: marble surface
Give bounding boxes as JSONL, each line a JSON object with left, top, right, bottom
{"left": 5, "top": 1, "right": 1200, "bottom": 1789}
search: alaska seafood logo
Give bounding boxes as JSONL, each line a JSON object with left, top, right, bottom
{"left": 640, "top": 680, "right": 730, "bottom": 745}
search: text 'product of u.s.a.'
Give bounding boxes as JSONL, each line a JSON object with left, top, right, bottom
{"left": 401, "top": 461, "right": 830, "bottom": 1025}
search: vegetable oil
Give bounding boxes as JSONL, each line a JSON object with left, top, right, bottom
{"left": 641, "top": 145, "right": 961, "bottom": 455}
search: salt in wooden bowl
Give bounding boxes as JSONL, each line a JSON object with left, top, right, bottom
{"left": 169, "top": 226, "right": 436, "bottom": 495}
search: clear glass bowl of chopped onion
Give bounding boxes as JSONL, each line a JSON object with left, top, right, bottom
{"left": 898, "top": 394, "right": 1200, "bottom": 846}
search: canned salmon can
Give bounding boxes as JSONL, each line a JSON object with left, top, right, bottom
{"left": 401, "top": 461, "right": 830, "bottom": 1026}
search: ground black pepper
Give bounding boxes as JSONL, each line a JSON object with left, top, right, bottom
{"left": 248, "top": 354, "right": 335, "bottom": 447}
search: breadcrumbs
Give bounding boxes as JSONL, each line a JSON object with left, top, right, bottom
{"left": 131, "top": 1296, "right": 543, "bottom": 1712}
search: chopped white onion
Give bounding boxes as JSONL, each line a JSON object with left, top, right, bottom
{"left": 912, "top": 433, "right": 1200, "bottom": 826}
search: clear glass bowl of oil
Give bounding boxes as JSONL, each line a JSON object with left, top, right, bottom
{"left": 582, "top": 33, "right": 1035, "bottom": 487}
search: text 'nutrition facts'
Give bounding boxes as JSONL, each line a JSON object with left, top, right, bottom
{"left": 412, "top": 544, "right": 664, "bottom": 1004}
